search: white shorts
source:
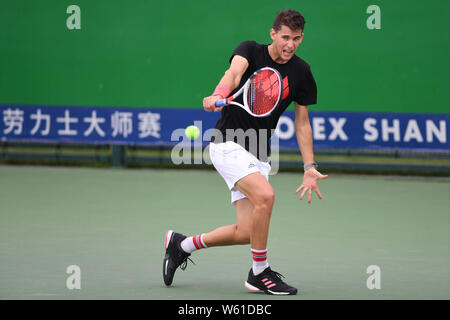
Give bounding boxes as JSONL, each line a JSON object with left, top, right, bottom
{"left": 209, "top": 141, "right": 271, "bottom": 204}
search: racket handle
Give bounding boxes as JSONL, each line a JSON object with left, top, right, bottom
{"left": 215, "top": 99, "right": 227, "bottom": 107}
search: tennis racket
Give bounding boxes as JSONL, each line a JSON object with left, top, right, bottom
{"left": 215, "top": 67, "right": 282, "bottom": 117}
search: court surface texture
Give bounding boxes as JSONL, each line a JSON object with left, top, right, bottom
{"left": 0, "top": 165, "right": 448, "bottom": 300}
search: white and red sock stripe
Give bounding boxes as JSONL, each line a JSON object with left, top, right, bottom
{"left": 251, "top": 248, "right": 269, "bottom": 275}
{"left": 252, "top": 248, "right": 267, "bottom": 261}
{"left": 192, "top": 234, "right": 207, "bottom": 250}
{"left": 180, "top": 234, "right": 208, "bottom": 253}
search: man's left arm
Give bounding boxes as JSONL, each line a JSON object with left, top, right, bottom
{"left": 294, "top": 103, "right": 328, "bottom": 204}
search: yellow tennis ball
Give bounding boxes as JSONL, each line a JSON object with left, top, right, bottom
{"left": 185, "top": 125, "right": 200, "bottom": 140}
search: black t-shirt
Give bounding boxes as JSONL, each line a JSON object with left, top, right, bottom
{"left": 212, "top": 41, "right": 317, "bottom": 161}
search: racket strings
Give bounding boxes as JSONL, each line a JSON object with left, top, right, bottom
{"left": 248, "top": 70, "right": 281, "bottom": 115}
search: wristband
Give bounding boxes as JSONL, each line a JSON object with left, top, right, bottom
{"left": 304, "top": 162, "right": 318, "bottom": 171}
{"left": 212, "top": 84, "right": 231, "bottom": 99}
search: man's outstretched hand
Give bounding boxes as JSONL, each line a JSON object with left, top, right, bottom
{"left": 295, "top": 168, "right": 328, "bottom": 204}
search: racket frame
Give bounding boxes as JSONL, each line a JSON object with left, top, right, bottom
{"left": 215, "top": 67, "right": 282, "bottom": 117}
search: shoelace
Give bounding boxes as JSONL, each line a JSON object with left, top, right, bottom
{"left": 180, "top": 256, "right": 195, "bottom": 271}
{"left": 269, "top": 270, "right": 285, "bottom": 283}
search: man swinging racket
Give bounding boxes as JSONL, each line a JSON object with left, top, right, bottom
{"left": 163, "top": 9, "right": 328, "bottom": 295}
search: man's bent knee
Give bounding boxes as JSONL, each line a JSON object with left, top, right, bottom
{"left": 234, "top": 225, "right": 251, "bottom": 244}
{"left": 236, "top": 233, "right": 250, "bottom": 244}
{"left": 255, "top": 190, "right": 275, "bottom": 210}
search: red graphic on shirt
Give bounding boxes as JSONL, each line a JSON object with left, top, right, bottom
{"left": 261, "top": 66, "right": 289, "bottom": 104}
{"left": 281, "top": 76, "right": 289, "bottom": 100}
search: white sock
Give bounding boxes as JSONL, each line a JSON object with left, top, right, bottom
{"left": 251, "top": 248, "right": 269, "bottom": 275}
{"left": 181, "top": 234, "right": 207, "bottom": 253}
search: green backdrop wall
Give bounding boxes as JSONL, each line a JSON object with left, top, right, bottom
{"left": 1, "top": 0, "right": 449, "bottom": 113}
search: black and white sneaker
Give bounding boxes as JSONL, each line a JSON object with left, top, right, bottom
{"left": 163, "top": 230, "right": 193, "bottom": 286}
{"left": 244, "top": 267, "right": 298, "bottom": 295}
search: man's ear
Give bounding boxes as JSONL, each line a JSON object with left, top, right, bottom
{"left": 269, "top": 28, "right": 277, "bottom": 41}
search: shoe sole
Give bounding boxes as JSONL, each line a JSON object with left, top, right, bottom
{"left": 244, "top": 281, "right": 296, "bottom": 295}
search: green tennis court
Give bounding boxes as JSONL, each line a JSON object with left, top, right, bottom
{"left": 0, "top": 165, "right": 448, "bottom": 300}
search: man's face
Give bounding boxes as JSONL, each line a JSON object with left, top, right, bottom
{"left": 270, "top": 25, "right": 303, "bottom": 63}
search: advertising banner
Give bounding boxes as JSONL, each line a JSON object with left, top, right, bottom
{"left": 1, "top": 105, "right": 448, "bottom": 153}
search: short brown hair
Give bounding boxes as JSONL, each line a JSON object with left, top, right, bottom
{"left": 273, "top": 9, "right": 305, "bottom": 32}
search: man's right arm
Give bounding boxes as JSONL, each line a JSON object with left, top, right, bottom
{"left": 203, "top": 55, "right": 249, "bottom": 112}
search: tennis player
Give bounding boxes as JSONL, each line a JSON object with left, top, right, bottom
{"left": 163, "top": 9, "right": 328, "bottom": 295}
